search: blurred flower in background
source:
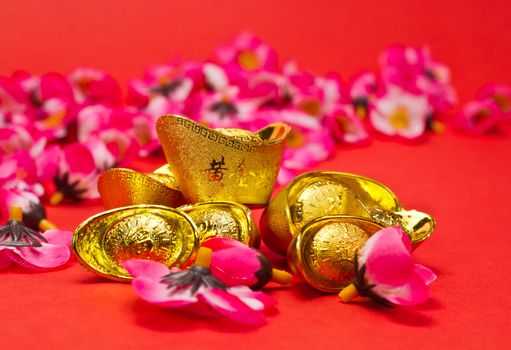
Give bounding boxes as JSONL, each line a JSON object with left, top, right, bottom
{"left": 0, "top": 32, "right": 471, "bottom": 222}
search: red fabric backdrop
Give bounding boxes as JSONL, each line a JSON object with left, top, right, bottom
{"left": 1, "top": 1, "right": 510, "bottom": 349}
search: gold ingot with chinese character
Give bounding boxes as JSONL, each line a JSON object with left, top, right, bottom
{"left": 72, "top": 205, "right": 198, "bottom": 281}
{"left": 98, "top": 167, "right": 185, "bottom": 210}
{"left": 156, "top": 114, "right": 290, "bottom": 206}
{"left": 260, "top": 171, "right": 434, "bottom": 255}
{"left": 287, "top": 216, "right": 384, "bottom": 292}
{"left": 179, "top": 201, "right": 260, "bottom": 247}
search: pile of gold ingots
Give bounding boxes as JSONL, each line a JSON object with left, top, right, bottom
{"left": 73, "top": 114, "right": 434, "bottom": 292}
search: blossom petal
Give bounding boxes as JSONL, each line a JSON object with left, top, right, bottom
{"left": 199, "top": 288, "right": 266, "bottom": 325}
{"left": 376, "top": 273, "right": 430, "bottom": 306}
{"left": 43, "top": 229, "right": 72, "bottom": 247}
{"left": 0, "top": 250, "right": 13, "bottom": 269}
{"left": 361, "top": 227, "right": 414, "bottom": 287}
{"left": 413, "top": 263, "right": 437, "bottom": 285}
{"left": 132, "top": 277, "right": 197, "bottom": 306}
{"left": 121, "top": 259, "right": 170, "bottom": 280}
{"left": 7, "top": 241, "right": 70, "bottom": 269}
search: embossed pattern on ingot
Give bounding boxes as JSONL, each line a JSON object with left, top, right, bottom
{"left": 72, "top": 205, "right": 198, "bottom": 281}
{"left": 98, "top": 168, "right": 185, "bottom": 210}
{"left": 179, "top": 202, "right": 260, "bottom": 247}
{"left": 261, "top": 171, "right": 403, "bottom": 255}
{"left": 291, "top": 179, "right": 370, "bottom": 228}
{"left": 288, "top": 216, "right": 384, "bottom": 292}
{"left": 104, "top": 213, "right": 181, "bottom": 264}
{"left": 156, "top": 114, "right": 290, "bottom": 205}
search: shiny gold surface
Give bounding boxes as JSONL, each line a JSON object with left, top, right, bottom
{"left": 98, "top": 168, "right": 185, "bottom": 210}
{"left": 72, "top": 205, "right": 198, "bottom": 281}
{"left": 261, "top": 171, "right": 400, "bottom": 255}
{"left": 288, "top": 216, "right": 384, "bottom": 292}
{"left": 156, "top": 114, "right": 290, "bottom": 205}
{"left": 179, "top": 201, "right": 260, "bottom": 247}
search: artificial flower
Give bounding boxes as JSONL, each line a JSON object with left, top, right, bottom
{"left": 0, "top": 206, "right": 71, "bottom": 270}
{"left": 278, "top": 109, "right": 335, "bottom": 181}
{"left": 0, "top": 189, "right": 55, "bottom": 231}
{"left": 122, "top": 247, "right": 276, "bottom": 325}
{"left": 477, "top": 84, "right": 511, "bottom": 120}
{"left": 68, "top": 67, "right": 122, "bottom": 106}
{"left": 370, "top": 86, "right": 431, "bottom": 139}
{"left": 216, "top": 32, "right": 278, "bottom": 72}
{"left": 458, "top": 99, "right": 501, "bottom": 134}
{"left": 380, "top": 45, "right": 456, "bottom": 112}
{"left": 339, "top": 226, "right": 436, "bottom": 306}
{"left": 349, "top": 72, "right": 379, "bottom": 118}
{"left": 323, "top": 105, "right": 370, "bottom": 145}
{"left": 202, "top": 237, "right": 292, "bottom": 290}
{"left": 126, "top": 63, "right": 194, "bottom": 116}
{"left": 198, "top": 86, "right": 258, "bottom": 129}
{"left": 38, "top": 143, "right": 100, "bottom": 204}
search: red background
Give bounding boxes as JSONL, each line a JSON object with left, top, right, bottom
{"left": 1, "top": 1, "right": 511, "bottom": 349}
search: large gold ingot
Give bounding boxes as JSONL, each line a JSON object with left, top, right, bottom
{"left": 288, "top": 216, "right": 384, "bottom": 292}
{"left": 261, "top": 171, "right": 434, "bottom": 255}
{"left": 98, "top": 168, "right": 185, "bottom": 210}
{"left": 179, "top": 201, "right": 260, "bottom": 247}
{"left": 156, "top": 114, "right": 290, "bottom": 205}
{"left": 72, "top": 205, "right": 198, "bottom": 281}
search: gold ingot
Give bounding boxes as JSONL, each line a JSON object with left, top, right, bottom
{"left": 260, "top": 171, "right": 395, "bottom": 255}
{"left": 261, "top": 171, "right": 434, "bottom": 255}
{"left": 98, "top": 167, "right": 185, "bottom": 210}
{"left": 179, "top": 201, "right": 260, "bottom": 247}
{"left": 72, "top": 205, "right": 198, "bottom": 281}
{"left": 288, "top": 216, "right": 384, "bottom": 292}
{"left": 156, "top": 114, "right": 290, "bottom": 205}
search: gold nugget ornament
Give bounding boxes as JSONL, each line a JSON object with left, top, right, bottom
{"left": 287, "top": 216, "right": 384, "bottom": 292}
{"left": 260, "top": 171, "right": 435, "bottom": 255}
{"left": 73, "top": 205, "right": 198, "bottom": 281}
{"left": 179, "top": 201, "right": 260, "bottom": 247}
{"left": 98, "top": 167, "right": 185, "bottom": 210}
{"left": 156, "top": 114, "right": 290, "bottom": 206}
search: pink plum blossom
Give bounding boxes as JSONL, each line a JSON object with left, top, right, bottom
{"left": 278, "top": 109, "right": 335, "bottom": 179}
{"left": 339, "top": 226, "right": 436, "bottom": 306}
{"left": 0, "top": 207, "right": 71, "bottom": 270}
{"left": 371, "top": 87, "right": 431, "bottom": 139}
{"left": 216, "top": 32, "right": 278, "bottom": 72}
{"left": 126, "top": 64, "right": 194, "bottom": 116}
{"left": 477, "top": 84, "right": 511, "bottom": 120}
{"left": 202, "top": 237, "right": 292, "bottom": 290}
{"left": 323, "top": 105, "right": 370, "bottom": 145}
{"left": 122, "top": 247, "right": 276, "bottom": 325}
{"left": 349, "top": 72, "right": 380, "bottom": 119}
{"left": 68, "top": 67, "right": 122, "bottom": 106}
{"left": 38, "top": 143, "right": 100, "bottom": 204}
{"left": 198, "top": 86, "right": 258, "bottom": 129}
{"left": 380, "top": 45, "right": 456, "bottom": 111}
{"left": 458, "top": 99, "right": 501, "bottom": 134}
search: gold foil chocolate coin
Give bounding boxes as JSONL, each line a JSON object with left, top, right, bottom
{"left": 73, "top": 205, "right": 198, "bottom": 281}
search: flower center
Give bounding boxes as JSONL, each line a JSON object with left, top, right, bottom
{"left": 286, "top": 128, "right": 305, "bottom": 148}
{"left": 297, "top": 98, "right": 321, "bottom": 116}
{"left": 238, "top": 51, "right": 260, "bottom": 70}
{"left": 389, "top": 106, "right": 411, "bottom": 130}
{"left": 494, "top": 94, "right": 511, "bottom": 113}
{"left": 151, "top": 79, "right": 182, "bottom": 97}
{"left": 335, "top": 114, "right": 356, "bottom": 134}
{"left": 210, "top": 101, "right": 239, "bottom": 118}
{"left": 0, "top": 209, "right": 47, "bottom": 247}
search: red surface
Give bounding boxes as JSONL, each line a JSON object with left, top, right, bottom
{"left": 1, "top": 1, "right": 511, "bottom": 349}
